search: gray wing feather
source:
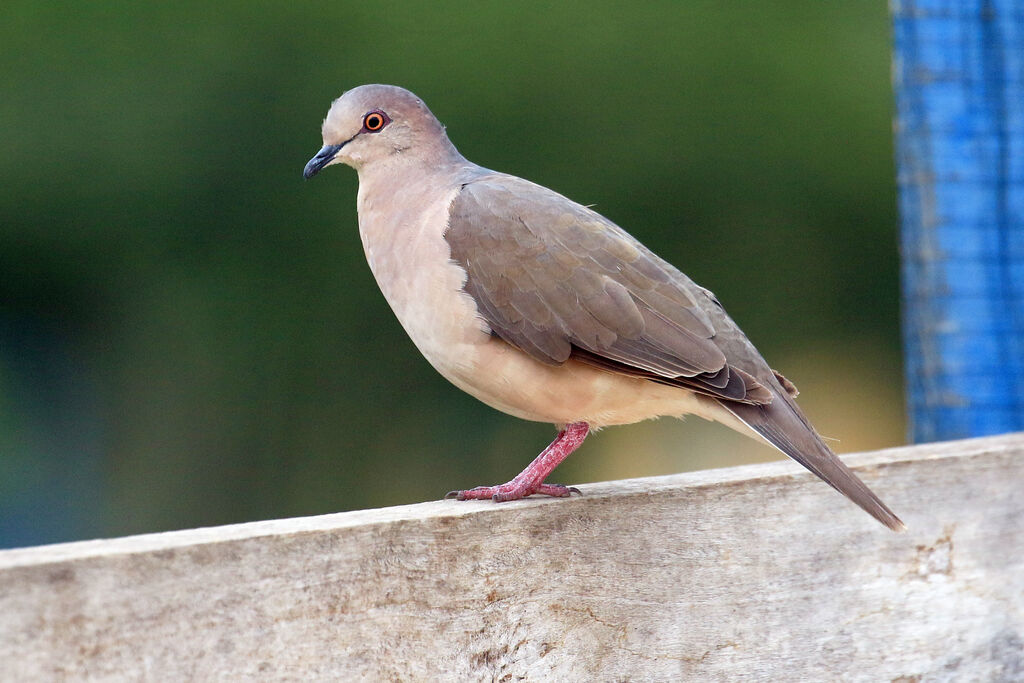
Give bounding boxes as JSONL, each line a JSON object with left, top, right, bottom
{"left": 445, "top": 174, "right": 768, "bottom": 404}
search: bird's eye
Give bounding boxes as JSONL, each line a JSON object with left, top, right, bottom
{"left": 363, "top": 110, "right": 390, "bottom": 133}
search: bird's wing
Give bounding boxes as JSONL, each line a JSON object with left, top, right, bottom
{"left": 444, "top": 174, "right": 771, "bottom": 405}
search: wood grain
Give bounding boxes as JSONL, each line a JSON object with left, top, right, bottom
{"left": 1, "top": 433, "right": 1022, "bottom": 681}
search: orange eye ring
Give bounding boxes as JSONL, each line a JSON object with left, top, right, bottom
{"left": 363, "top": 110, "right": 389, "bottom": 132}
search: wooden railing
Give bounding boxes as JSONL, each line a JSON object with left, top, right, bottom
{"left": 1, "top": 432, "right": 1022, "bottom": 680}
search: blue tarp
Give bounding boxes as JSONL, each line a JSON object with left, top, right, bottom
{"left": 893, "top": 0, "right": 1024, "bottom": 441}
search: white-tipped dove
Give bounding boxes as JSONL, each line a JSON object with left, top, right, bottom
{"left": 304, "top": 84, "right": 904, "bottom": 531}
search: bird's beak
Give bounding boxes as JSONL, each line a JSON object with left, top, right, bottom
{"left": 303, "top": 143, "right": 344, "bottom": 179}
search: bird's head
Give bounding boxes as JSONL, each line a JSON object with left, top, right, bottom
{"left": 303, "top": 84, "right": 452, "bottom": 178}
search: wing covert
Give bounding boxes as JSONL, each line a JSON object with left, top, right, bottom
{"left": 445, "top": 174, "right": 771, "bottom": 405}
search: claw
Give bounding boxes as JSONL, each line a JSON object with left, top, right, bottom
{"left": 446, "top": 482, "right": 583, "bottom": 502}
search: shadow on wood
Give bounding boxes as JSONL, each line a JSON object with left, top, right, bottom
{"left": 1, "top": 433, "right": 1022, "bottom": 680}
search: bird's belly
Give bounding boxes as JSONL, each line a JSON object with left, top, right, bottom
{"left": 447, "top": 334, "right": 745, "bottom": 428}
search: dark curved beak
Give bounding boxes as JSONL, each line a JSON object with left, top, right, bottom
{"left": 303, "top": 144, "right": 344, "bottom": 179}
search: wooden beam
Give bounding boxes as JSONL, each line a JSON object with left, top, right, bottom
{"left": 1, "top": 433, "right": 1022, "bottom": 680}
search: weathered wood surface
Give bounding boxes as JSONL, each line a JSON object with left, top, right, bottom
{"left": 1, "top": 433, "right": 1022, "bottom": 681}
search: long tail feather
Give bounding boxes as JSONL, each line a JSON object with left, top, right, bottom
{"left": 724, "top": 398, "right": 905, "bottom": 532}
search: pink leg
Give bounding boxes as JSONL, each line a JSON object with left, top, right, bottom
{"left": 446, "top": 422, "right": 590, "bottom": 502}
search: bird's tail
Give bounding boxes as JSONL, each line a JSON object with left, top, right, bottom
{"left": 724, "top": 398, "right": 905, "bottom": 532}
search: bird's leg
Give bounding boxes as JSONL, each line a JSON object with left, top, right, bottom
{"left": 446, "top": 421, "right": 590, "bottom": 502}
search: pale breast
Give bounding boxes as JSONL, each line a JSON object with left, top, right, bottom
{"left": 357, "top": 177, "right": 492, "bottom": 382}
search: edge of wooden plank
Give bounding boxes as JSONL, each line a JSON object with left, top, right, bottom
{"left": 1, "top": 431, "right": 1020, "bottom": 571}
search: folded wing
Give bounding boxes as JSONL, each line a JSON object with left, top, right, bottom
{"left": 445, "top": 174, "right": 771, "bottom": 405}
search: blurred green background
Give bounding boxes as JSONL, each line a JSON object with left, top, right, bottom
{"left": 0, "top": 1, "right": 904, "bottom": 548}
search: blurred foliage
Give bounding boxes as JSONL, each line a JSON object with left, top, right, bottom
{"left": 0, "top": 1, "right": 903, "bottom": 546}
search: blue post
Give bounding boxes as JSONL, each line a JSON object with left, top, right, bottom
{"left": 892, "top": 0, "right": 1024, "bottom": 442}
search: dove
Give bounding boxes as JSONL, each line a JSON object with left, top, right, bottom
{"left": 303, "top": 84, "right": 904, "bottom": 531}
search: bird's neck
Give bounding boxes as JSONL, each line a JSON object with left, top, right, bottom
{"left": 354, "top": 139, "right": 483, "bottom": 230}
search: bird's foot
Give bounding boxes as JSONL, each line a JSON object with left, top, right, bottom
{"left": 444, "top": 421, "right": 590, "bottom": 503}
{"left": 445, "top": 481, "right": 581, "bottom": 502}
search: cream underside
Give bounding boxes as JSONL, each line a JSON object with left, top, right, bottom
{"left": 356, "top": 171, "right": 760, "bottom": 437}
